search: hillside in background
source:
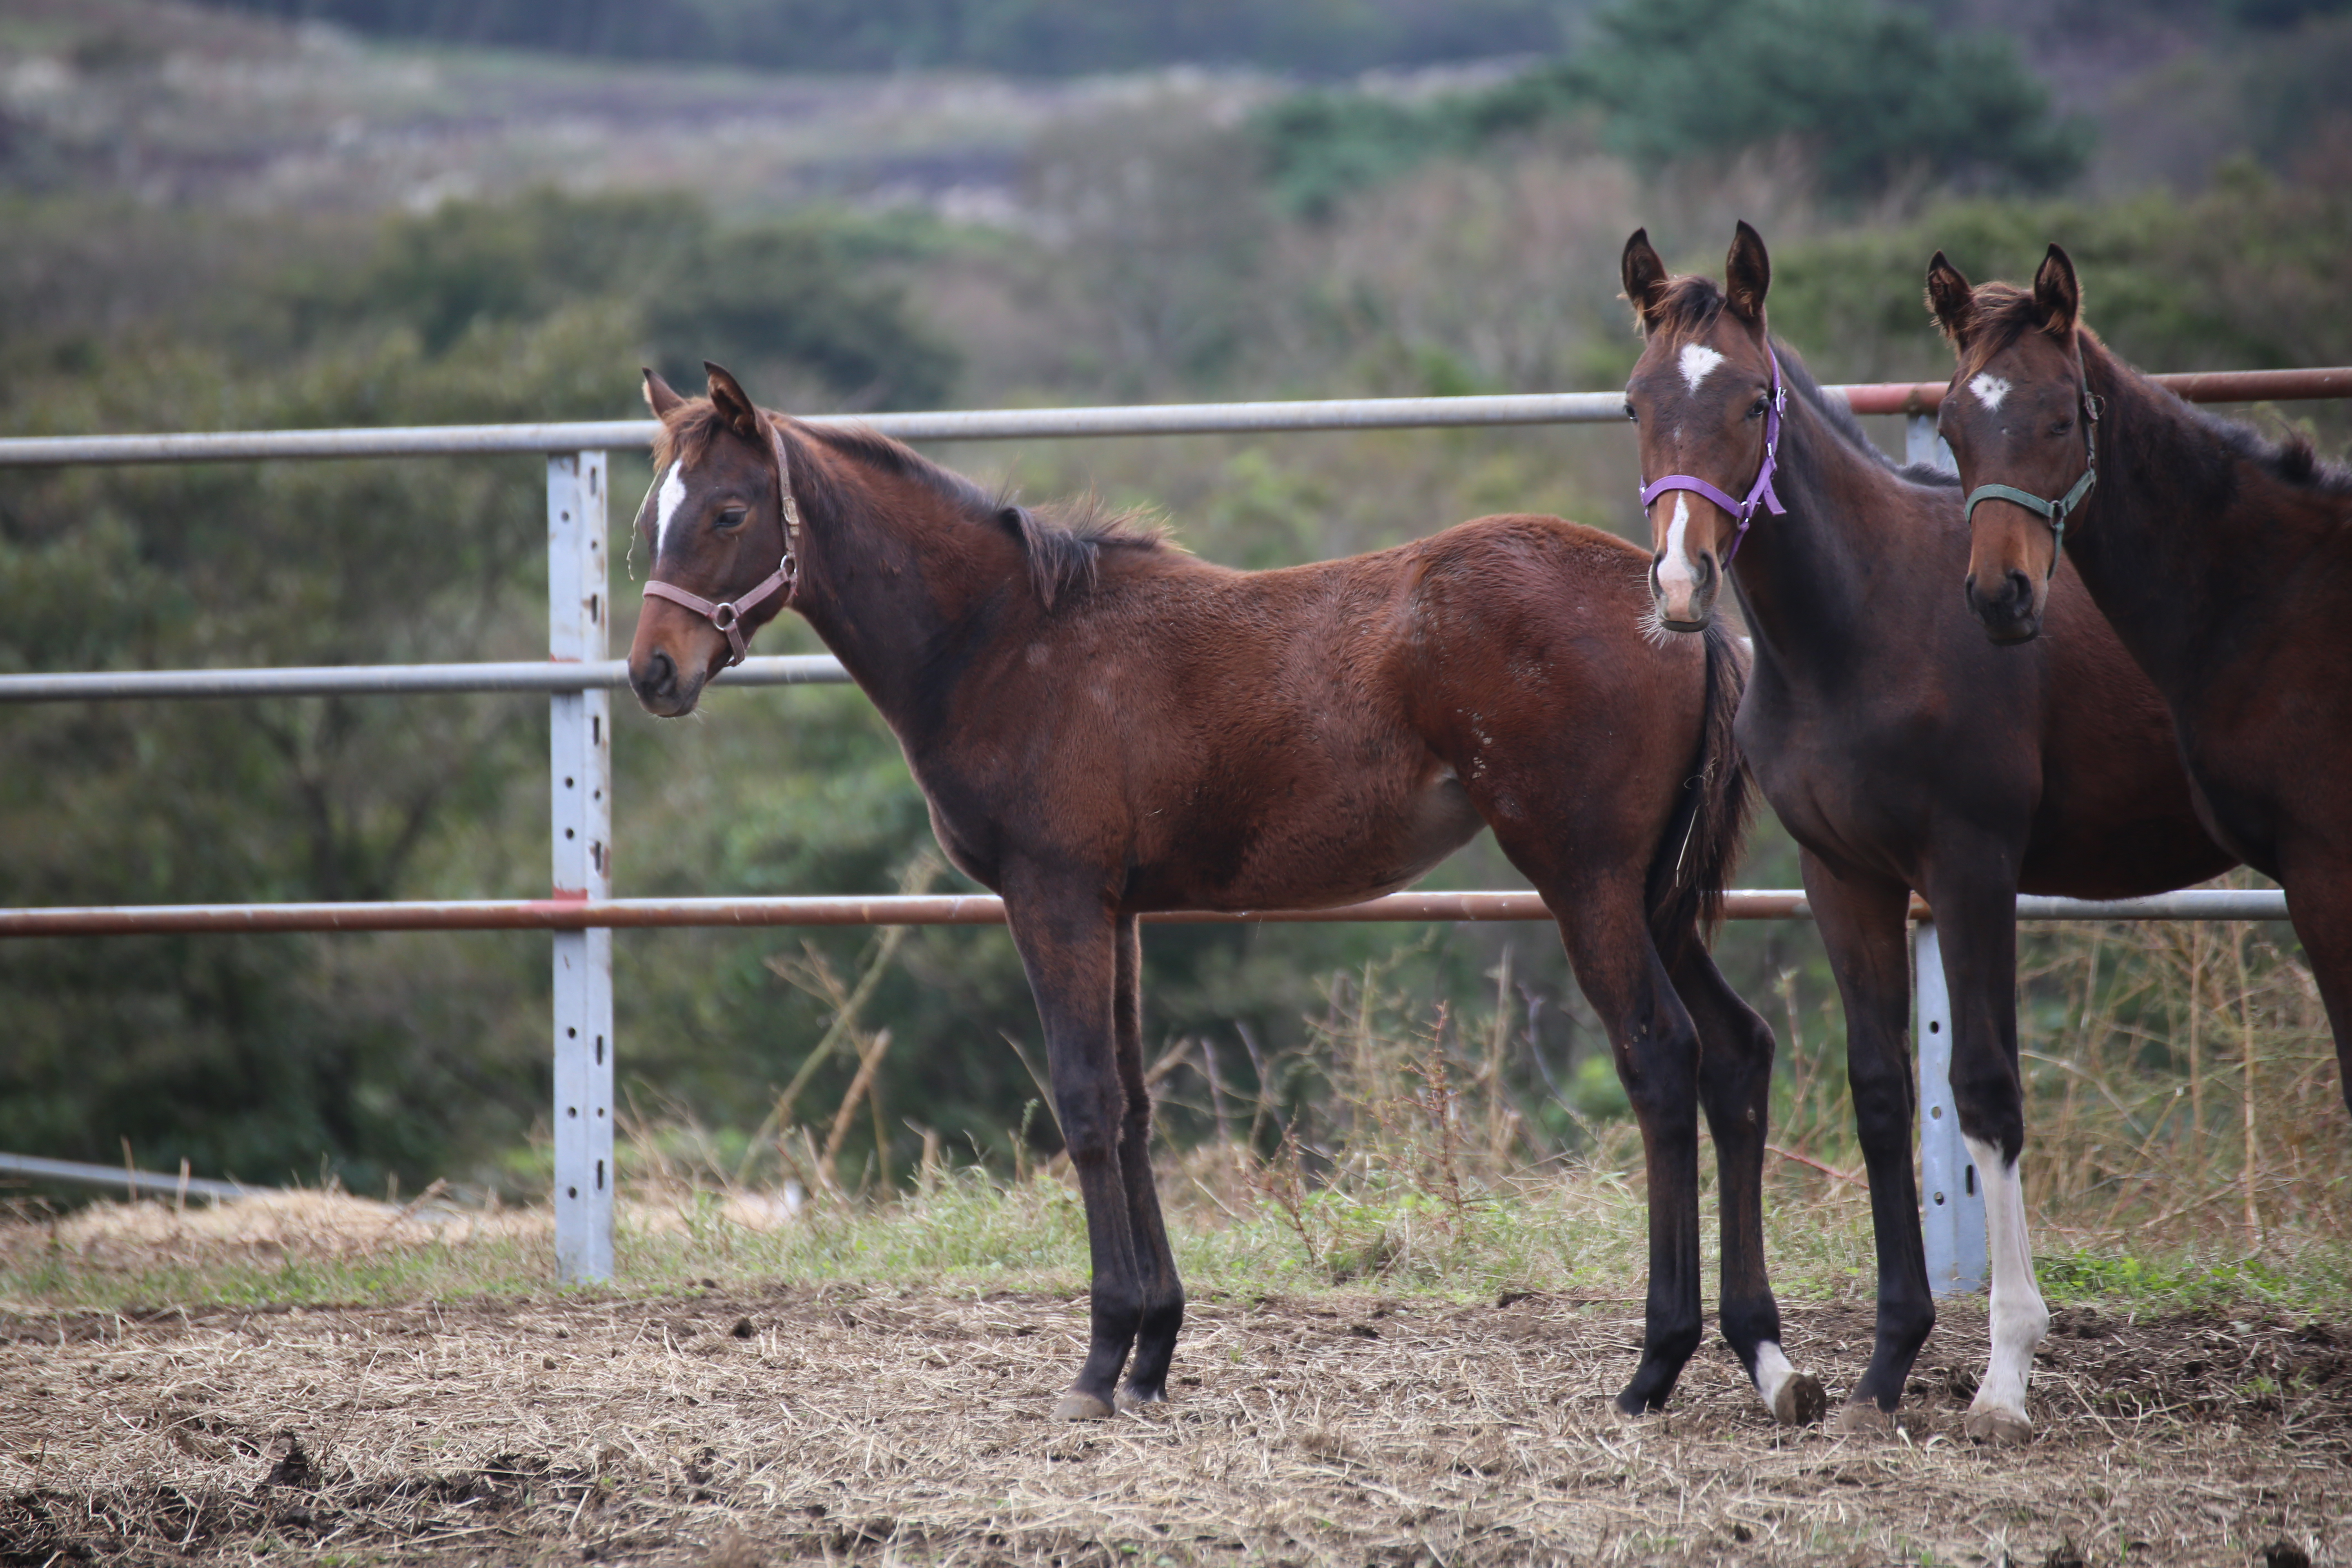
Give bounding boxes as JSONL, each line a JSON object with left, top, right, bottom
{"left": 1, "top": 0, "right": 2348, "bottom": 1200}
{"left": 181, "top": 0, "right": 1592, "bottom": 76}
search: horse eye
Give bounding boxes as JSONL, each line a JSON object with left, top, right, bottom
{"left": 1624, "top": 402, "right": 1637, "bottom": 423}
{"left": 1747, "top": 396, "right": 1767, "bottom": 419}
{"left": 2050, "top": 419, "right": 2072, "bottom": 436}
{"left": 716, "top": 505, "right": 749, "bottom": 530}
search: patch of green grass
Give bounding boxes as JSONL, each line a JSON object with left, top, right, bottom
{"left": 11, "top": 1165, "right": 2352, "bottom": 1322}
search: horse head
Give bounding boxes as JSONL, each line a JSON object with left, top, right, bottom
{"left": 1927, "top": 244, "right": 2096, "bottom": 644}
{"left": 1621, "top": 221, "right": 1785, "bottom": 632}
{"left": 628, "top": 363, "right": 800, "bottom": 717}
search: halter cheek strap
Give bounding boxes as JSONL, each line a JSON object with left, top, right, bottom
{"left": 641, "top": 415, "right": 802, "bottom": 667}
{"left": 1960, "top": 369, "right": 2102, "bottom": 580}
{"left": 1637, "top": 351, "right": 1788, "bottom": 566}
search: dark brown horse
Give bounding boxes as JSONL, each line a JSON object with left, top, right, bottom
{"left": 1931, "top": 243, "right": 2352, "bottom": 1112}
{"left": 1621, "top": 225, "right": 2233, "bottom": 1441}
{"left": 627, "top": 363, "right": 1799, "bottom": 1425}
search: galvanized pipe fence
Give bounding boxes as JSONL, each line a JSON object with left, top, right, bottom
{"left": 1, "top": 370, "right": 2332, "bottom": 1290}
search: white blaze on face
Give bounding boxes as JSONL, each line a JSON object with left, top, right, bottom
{"left": 1677, "top": 341, "right": 1725, "bottom": 393}
{"left": 1969, "top": 372, "right": 2012, "bottom": 411}
{"left": 1655, "top": 493, "right": 1700, "bottom": 612}
{"left": 1963, "top": 1133, "right": 2050, "bottom": 1430}
{"left": 653, "top": 461, "right": 689, "bottom": 553}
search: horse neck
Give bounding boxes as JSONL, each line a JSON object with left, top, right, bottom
{"left": 787, "top": 441, "right": 1024, "bottom": 738}
{"left": 2063, "top": 337, "right": 2283, "bottom": 698}
{"left": 1724, "top": 384, "right": 1900, "bottom": 681}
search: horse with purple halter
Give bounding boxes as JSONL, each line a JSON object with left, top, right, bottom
{"left": 626, "top": 361, "right": 1789, "bottom": 1424}
{"left": 1621, "top": 223, "right": 2233, "bottom": 1442}
{"left": 1930, "top": 243, "right": 2352, "bottom": 1122}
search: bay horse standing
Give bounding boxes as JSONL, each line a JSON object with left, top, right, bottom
{"left": 1931, "top": 244, "right": 2352, "bottom": 1114}
{"left": 627, "top": 363, "right": 1799, "bottom": 1424}
{"left": 1621, "top": 225, "right": 2234, "bottom": 1441}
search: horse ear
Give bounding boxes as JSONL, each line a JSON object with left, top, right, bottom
{"left": 642, "top": 368, "right": 685, "bottom": 417}
{"left": 1724, "top": 220, "right": 1771, "bottom": 323}
{"left": 703, "top": 361, "right": 764, "bottom": 441}
{"left": 1620, "top": 228, "right": 1672, "bottom": 334}
{"left": 2033, "top": 244, "right": 2081, "bottom": 336}
{"left": 1924, "top": 251, "right": 1975, "bottom": 344}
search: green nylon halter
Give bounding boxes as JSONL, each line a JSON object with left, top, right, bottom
{"left": 1959, "top": 372, "right": 2103, "bottom": 580}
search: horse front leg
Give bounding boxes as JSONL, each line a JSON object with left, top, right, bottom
{"left": 1923, "top": 863, "right": 2047, "bottom": 1446}
{"left": 1001, "top": 873, "right": 1144, "bottom": 1420}
{"left": 1804, "top": 854, "right": 1936, "bottom": 1429}
{"left": 1111, "top": 912, "right": 1186, "bottom": 1406}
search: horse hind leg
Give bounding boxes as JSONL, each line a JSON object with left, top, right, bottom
{"left": 1110, "top": 913, "right": 1186, "bottom": 1408}
{"left": 1670, "top": 940, "right": 1827, "bottom": 1426}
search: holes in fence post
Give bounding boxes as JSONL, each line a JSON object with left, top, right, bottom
{"left": 1965, "top": 1166, "right": 1976, "bottom": 1196}
{"left": 596, "top": 1158, "right": 605, "bottom": 1192}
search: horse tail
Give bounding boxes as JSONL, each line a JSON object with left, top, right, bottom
{"left": 1644, "top": 621, "right": 1753, "bottom": 965}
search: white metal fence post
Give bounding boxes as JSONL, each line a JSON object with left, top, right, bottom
{"left": 548, "top": 452, "right": 615, "bottom": 1283}
{"left": 1913, "top": 921, "right": 1988, "bottom": 1294}
{"left": 1905, "top": 412, "right": 1955, "bottom": 472}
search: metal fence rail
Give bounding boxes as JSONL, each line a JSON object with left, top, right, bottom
{"left": 0, "top": 371, "right": 2336, "bottom": 1290}
{"left": 0, "top": 367, "right": 2342, "bottom": 467}
{"left": 0, "top": 886, "right": 2289, "bottom": 937}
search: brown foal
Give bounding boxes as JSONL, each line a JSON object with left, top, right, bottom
{"left": 626, "top": 363, "right": 1807, "bottom": 1424}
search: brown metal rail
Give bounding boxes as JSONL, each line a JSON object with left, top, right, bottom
{"left": 1841, "top": 365, "right": 2352, "bottom": 417}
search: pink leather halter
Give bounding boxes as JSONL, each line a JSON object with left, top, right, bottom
{"left": 641, "top": 413, "right": 802, "bottom": 667}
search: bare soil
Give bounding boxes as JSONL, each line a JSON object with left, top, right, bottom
{"left": 1, "top": 1288, "right": 2345, "bottom": 1566}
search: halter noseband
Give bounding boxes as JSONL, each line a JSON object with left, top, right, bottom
{"left": 1959, "top": 358, "right": 2102, "bottom": 580}
{"left": 1637, "top": 350, "right": 1788, "bottom": 566}
{"left": 641, "top": 414, "right": 802, "bottom": 667}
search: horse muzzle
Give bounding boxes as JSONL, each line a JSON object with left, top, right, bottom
{"left": 1963, "top": 568, "right": 2043, "bottom": 646}
{"left": 628, "top": 644, "right": 708, "bottom": 717}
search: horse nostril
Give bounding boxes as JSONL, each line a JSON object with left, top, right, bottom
{"left": 2005, "top": 569, "right": 2033, "bottom": 610}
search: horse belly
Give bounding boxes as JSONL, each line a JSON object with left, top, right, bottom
{"left": 1157, "top": 768, "right": 1486, "bottom": 911}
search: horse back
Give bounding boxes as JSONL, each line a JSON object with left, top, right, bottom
{"left": 899, "top": 512, "right": 1705, "bottom": 913}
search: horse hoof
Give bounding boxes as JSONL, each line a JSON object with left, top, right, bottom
{"left": 1831, "top": 1401, "right": 1893, "bottom": 1435}
{"left": 1772, "top": 1373, "right": 1830, "bottom": 1427}
{"left": 1054, "top": 1392, "right": 1116, "bottom": 1421}
{"left": 1115, "top": 1385, "right": 1168, "bottom": 1412}
{"left": 1964, "top": 1404, "right": 2032, "bottom": 1446}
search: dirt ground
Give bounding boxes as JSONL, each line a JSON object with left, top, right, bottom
{"left": 1, "top": 1288, "right": 2344, "bottom": 1567}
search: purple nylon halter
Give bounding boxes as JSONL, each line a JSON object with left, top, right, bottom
{"left": 1637, "top": 351, "right": 1788, "bottom": 565}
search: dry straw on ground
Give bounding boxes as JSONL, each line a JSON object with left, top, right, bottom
{"left": 2, "top": 1282, "right": 2345, "bottom": 1566}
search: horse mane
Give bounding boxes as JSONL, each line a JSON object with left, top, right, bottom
{"left": 1004, "top": 493, "right": 1169, "bottom": 611}
{"left": 1940, "top": 281, "right": 2066, "bottom": 380}
{"left": 1944, "top": 288, "right": 2350, "bottom": 499}
{"left": 654, "top": 401, "right": 1168, "bottom": 610}
{"left": 2080, "top": 333, "right": 2352, "bottom": 501}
